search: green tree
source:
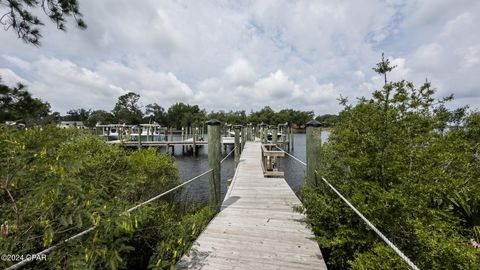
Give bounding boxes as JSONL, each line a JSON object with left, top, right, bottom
{"left": 0, "top": 80, "right": 51, "bottom": 125}
{"left": 85, "top": 110, "right": 114, "bottom": 127}
{"left": 145, "top": 103, "right": 167, "bottom": 125}
{"left": 0, "top": 0, "right": 87, "bottom": 45}
{"left": 224, "top": 110, "right": 247, "bottom": 125}
{"left": 112, "top": 92, "right": 144, "bottom": 125}
{"left": 207, "top": 110, "right": 227, "bottom": 123}
{"left": 166, "top": 103, "right": 206, "bottom": 129}
{"left": 62, "top": 108, "right": 91, "bottom": 121}
{"left": 0, "top": 126, "right": 213, "bottom": 269}
{"left": 247, "top": 107, "right": 313, "bottom": 126}
{"left": 301, "top": 56, "right": 480, "bottom": 269}
{"left": 315, "top": 114, "right": 338, "bottom": 127}
{"left": 288, "top": 110, "right": 314, "bottom": 127}
{"left": 247, "top": 106, "right": 275, "bottom": 125}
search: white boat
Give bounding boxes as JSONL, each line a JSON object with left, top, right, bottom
{"left": 96, "top": 124, "right": 123, "bottom": 140}
{"left": 267, "top": 132, "right": 282, "bottom": 141}
{"left": 129, "top": 124, "right": 163, "bottom": 141}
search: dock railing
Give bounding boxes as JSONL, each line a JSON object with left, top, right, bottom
{"left": 261, "top": 143, "right": 285, "bottom": 177}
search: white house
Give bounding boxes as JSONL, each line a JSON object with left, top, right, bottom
{"left": 58, "top": 121, "right": 86, "bottom": 129}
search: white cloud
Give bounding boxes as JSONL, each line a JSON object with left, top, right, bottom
{"left": 0, "top": 0, "right": 479, "bottom": 115}
{"left": 0, "top": 55, "right": 196, "bottom": 113}
{"left": 2, "top": 55, "right": 31, "bottom": 70}
{"left": 0, "top": 68, "right": 28, "bottom": 86}
{"left": 224, "top": 57, "right": 256, "bottom": 86}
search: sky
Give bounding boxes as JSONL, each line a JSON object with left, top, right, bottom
{"left": 0, "top": 0, "right": 479, "bottom": 115}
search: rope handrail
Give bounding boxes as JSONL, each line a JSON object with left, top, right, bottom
{"left": 316, "top": 171, "right": 420, "bottom": 270}
{"left": 279, "top": 147, "right": 306, "bottom": 166}
{"left": 278, "top": 148, "right": 420, "bottom": 270}
{"left": 6, "top": 169, "right": 213, "bottom": 270}
{"left": 221, "top": 147, "right": 236, "bottom": 163}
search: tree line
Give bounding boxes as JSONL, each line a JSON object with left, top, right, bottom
{"left": 62, "top": 92, "right": 338, "bottom": 128}
{"left": 0, "top": 80, "right": 338, "bottom": 128}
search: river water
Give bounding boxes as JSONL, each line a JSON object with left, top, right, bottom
{"left": 173, "top": 132, "right": 330, "bottom": 204}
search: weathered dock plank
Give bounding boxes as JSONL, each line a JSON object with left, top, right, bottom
{"left": 176, "top": 141, "right": 327, "bottom": 269}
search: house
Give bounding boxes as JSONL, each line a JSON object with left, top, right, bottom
{"left": 58, "top": 121, "right": 86, "bottom": 129}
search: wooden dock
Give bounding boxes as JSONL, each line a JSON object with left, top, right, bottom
{"left": 176, "top": 141, "right": 327, "bottom": 269}
{"left": 106, "top": 137, "right": 235, "bottom": 147}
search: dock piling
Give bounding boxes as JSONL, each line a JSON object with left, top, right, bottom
{"left": 233, "top": 125, "right": 241, "bottom": 168}
{"left": 306, "top": 120, "right": 322, "bottom": 186}
{"left": 290, "top": 126, "right": 294, "bottom": 150}
{"left": 193, "top": 127, "right": 197, "bottom": 156}
{"left": 207, "top": 119, "right": 222, "bottom": 211}
{"left": 272, "top": 126, "right": 278, "bottom": 146}
{"left": 260, "top": 123, "right": 267, "bottom": 144}
{"left": 241, "top": 126, "right": 246, "bottom": 150}
{"left": 182, "top": 127, "right": 185, "bottom": 153}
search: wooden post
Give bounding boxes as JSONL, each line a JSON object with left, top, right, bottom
{"left": 137, "top": 127, "right": 141, "bottom": 149}
{"left": 181, "top": 127, "right": 185, "bottom": 154}
{"left": 207, "top": 119, "right": 222, "bottom": 210}
{"left": 193, "top": 127, "right": 197, "bottom": 156}
{"left": 284, "top": 126, "right": 288, "bottom": 148}
{"left": 306, "top": 120, "right": 321, "bottom": 186}
{"left": 290, "top": 126, "right": 294, "bottom": 151}
{"left": 247, "top": 124, "right": 252, "bottom": 141}
{"left": 284, "top": 122, "right": 289, "bottom": 150}
{"left": 250, "top": 125, "right": 254, "bottom": 141}
{"left": 277, "top": 125, "right": 281, "bottom": 146}
{"left": 264, "top": 126, "right": 269, "bottom": 144}
{"left": 259, "top": 123, "right": 263, "bottom": 143}
{"left": 272, "top": 126, "right": 278, "bottom": 146}
{"left": 241, "top": 126, "right": 246, "bottom": 150}
{"left": 260, "top": 123, "right": 267, "bottom": 144}
{"left": 233, "top": 125, "right": 241, "bottom": 168}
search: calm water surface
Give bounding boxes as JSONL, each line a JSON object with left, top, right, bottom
{"left": 173, "top": 132, "right": 330, "bottom": 203}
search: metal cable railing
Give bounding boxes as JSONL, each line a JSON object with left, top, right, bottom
{"left": 6, "top": 169, "right": 213, "bottom": 270}
{"left": 221, "top": 147, "right": 236, "bottom": 163}
{"left": 280, "top": 149, "right": 420, "bottom": 270}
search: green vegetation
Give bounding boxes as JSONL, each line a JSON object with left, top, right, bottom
{"left": 0, "top": 0, "right": 86, "bottom": 46}
{"left": 0, "top": 126, "right": 214, "bottom": 269}
{"left": 167, "top": 103, "right": 205, "bottom": 129}
{"left": 315, "top": 114, "right": 338, "bottom": 128}
{"left": 301, "top": 56, "right": 480, "bottom": 269}
{"left": 112, "top": 92, "right": 144, "bottom": 125}
{"left": 0, "top": 81, "right": 53, "bottom": 126}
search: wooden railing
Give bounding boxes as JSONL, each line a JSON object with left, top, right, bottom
{"left": 261, "top": 144, "right": 285, "bottom": 177}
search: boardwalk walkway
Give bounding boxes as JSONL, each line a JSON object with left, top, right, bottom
{"left": 176, "top": 141, "right": 327, "bottom": 269}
